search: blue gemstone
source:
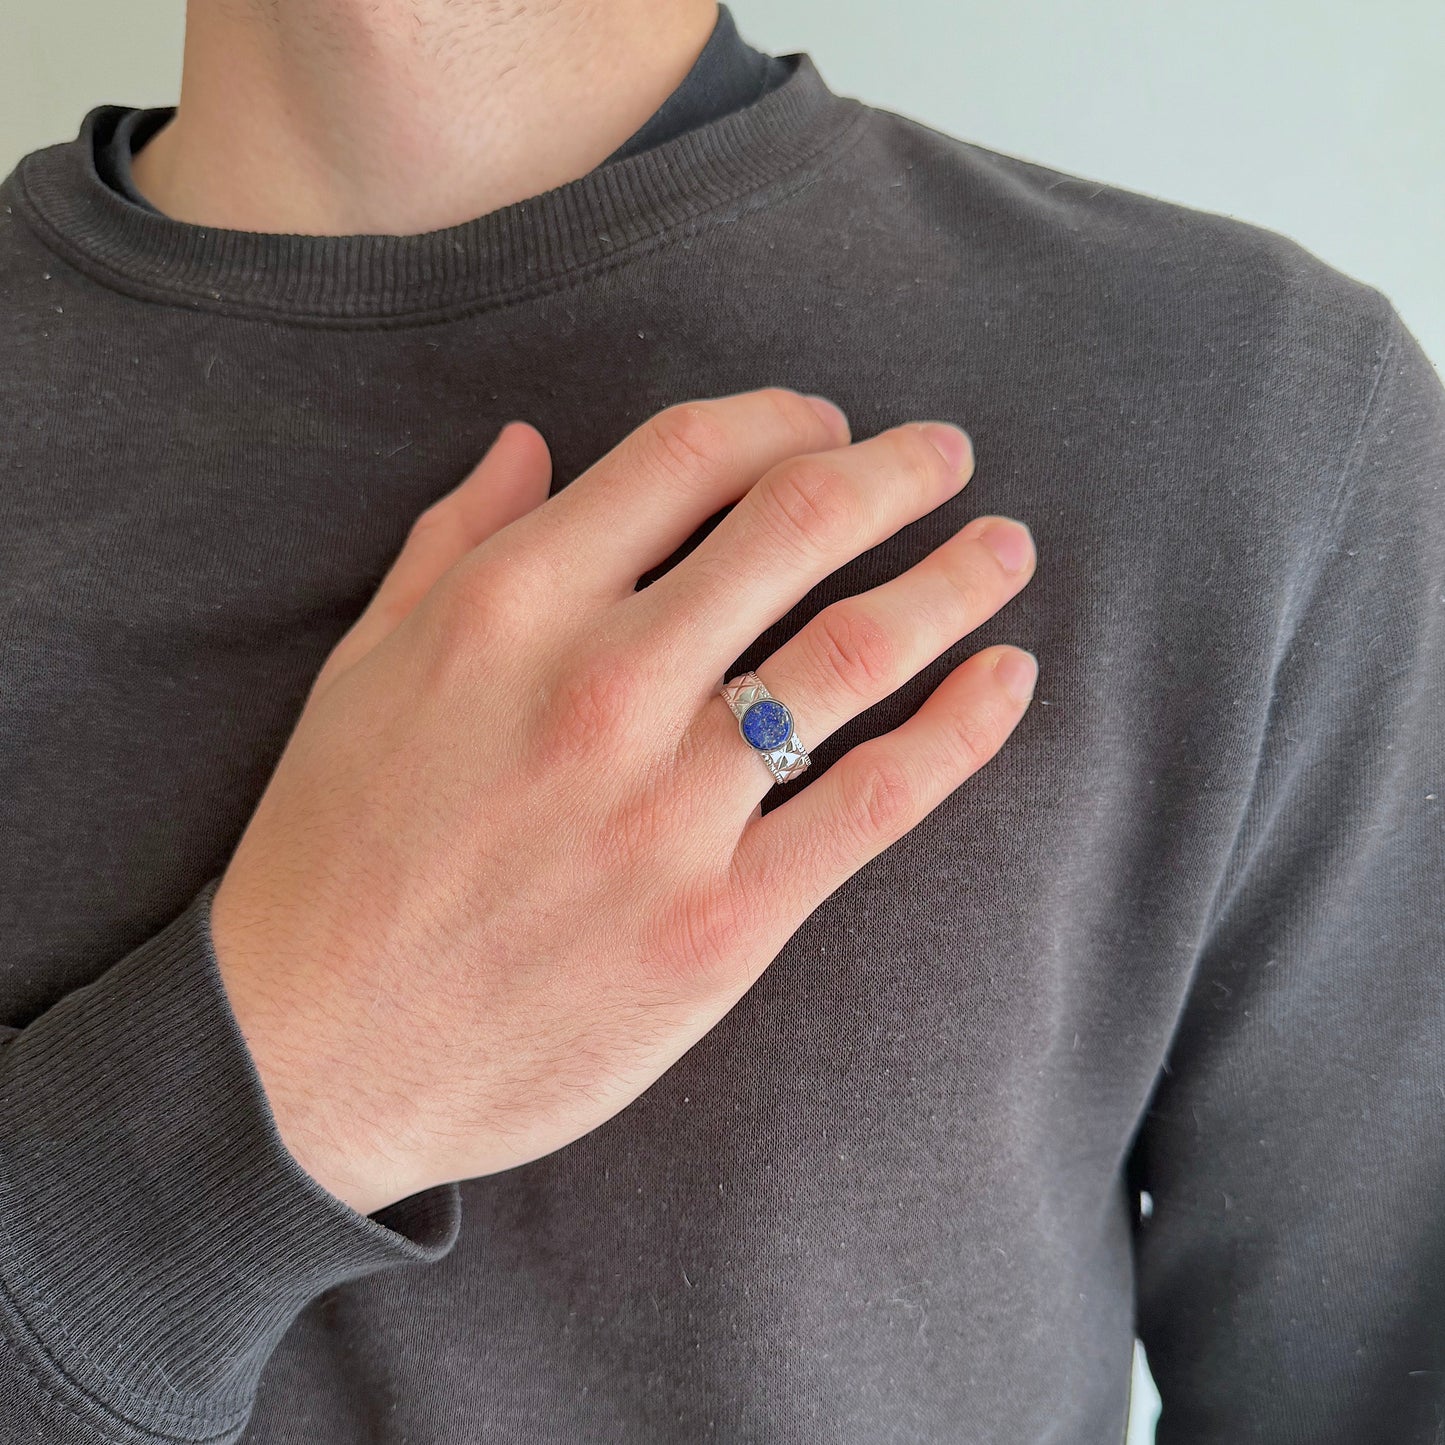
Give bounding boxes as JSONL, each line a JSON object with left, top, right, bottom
{"left": 740, "top": 698, "right": 792, "bottom": 751}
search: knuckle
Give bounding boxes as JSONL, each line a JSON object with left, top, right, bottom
{"left": 427, "top": 563, "right": 509, "bottom": 648}
{"left": 936, "top": 547, "right": 989, "bottom": 615}
{"left": 396, "top": 608, "right": 470, "bottom": 702}
{"left": 470, "top": 535, "right": 548, "bottom": 607}
{"left": 848, "top": 750, "right": 918, "bottom": 844}
{"left": 758, "top": 385, "right": 827, "bottom": 441}
{"left": 442, "top": 524, "right": 562, "bottom": 621}
{"left": 946, "top": 701, "right": 1003, "bottom": 773}
{"left": 432, "top": 548, "right": 534, "bottom": 634}
{"left": 539, "top": 648, "right": 640, "bottom": 761}
{"left": 645, "top": 402, "right": 733, "bottom": 486}
{"left": 764, "top": 456, "right": 859, "bottom": 553}
{"left": 408, "top": 578, "right": 513, "bottom": 698}
{"left": 811, "top": 602, "right": 897, "bottom": 698}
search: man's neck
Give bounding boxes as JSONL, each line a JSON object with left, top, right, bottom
{"left": 130, "top": 0, "right": 720, "bottom": 235}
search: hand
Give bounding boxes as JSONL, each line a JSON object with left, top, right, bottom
{"left": 210, "top": 390, "right": 1038, "bottom": 1216}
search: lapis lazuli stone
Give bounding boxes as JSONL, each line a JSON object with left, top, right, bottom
{"left": 740, "top": 698, "right": 793, "bottom": 751}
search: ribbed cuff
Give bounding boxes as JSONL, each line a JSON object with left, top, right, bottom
{"left": 0, "top": 880, "right": 461, "bottom": 1441}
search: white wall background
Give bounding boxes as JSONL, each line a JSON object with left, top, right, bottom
{"left": 3, "top": 3, "right": 1440, "bottom": 1439}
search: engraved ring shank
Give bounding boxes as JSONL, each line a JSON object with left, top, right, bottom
{"left": 719, "top": 671, "right": 812, "bottom": 785}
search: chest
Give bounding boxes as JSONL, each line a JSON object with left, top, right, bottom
{"left": 0, "top": 298, "right": 1230, "bottom": 1066}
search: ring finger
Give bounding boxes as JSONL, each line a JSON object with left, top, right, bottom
{"left": 692, "top": 512, "right": 1036, "bottom": 801}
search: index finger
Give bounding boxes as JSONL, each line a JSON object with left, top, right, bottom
{"left": 507, "top": 388, "right": 851, "bottom": 597}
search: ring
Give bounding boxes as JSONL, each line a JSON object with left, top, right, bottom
{"left": 719, "top": 671, "right": 811, "bottom": 785}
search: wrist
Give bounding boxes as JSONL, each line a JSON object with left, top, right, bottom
{"left": 207, "top": 892, "right": 433, "bottom": 1217}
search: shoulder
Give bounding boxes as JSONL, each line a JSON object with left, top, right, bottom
{"left": 840, "top": 102, "right": 1400, "bottom": 415}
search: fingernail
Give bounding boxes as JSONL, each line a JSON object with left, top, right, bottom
{"left": 919, "top": 422, "right": 972, "bottom": 474}
{"left": 804, "top": 394, "right": 849, "bottom": 433}
{"left": 975, "top": 517, "right": 1034, "bottom": 574}
{"left": 993, "top": 648, "right": 1038, "bottom": 705}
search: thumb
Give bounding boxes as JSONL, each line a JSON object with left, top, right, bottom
{"left": 320, "top": 420, "right": 552, "bottom": 682}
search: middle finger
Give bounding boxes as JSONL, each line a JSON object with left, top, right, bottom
{"left": 632, "top": 421, "right": 974, "bottom": 669}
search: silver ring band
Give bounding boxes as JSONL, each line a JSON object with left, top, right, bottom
{"left": 719, "top": 671, "right": 811, "bottom": 785}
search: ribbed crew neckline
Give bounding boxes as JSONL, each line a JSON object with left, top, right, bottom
{"left": 7, "top": 53, "right": 866, "bottom": 325}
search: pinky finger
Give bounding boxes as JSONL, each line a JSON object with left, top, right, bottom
{"left": 735, "top": 644, "right": 1038, "bottom": 924}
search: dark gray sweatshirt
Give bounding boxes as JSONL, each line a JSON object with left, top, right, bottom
{"left": 0, "top": 40, "right": 1442, "bottom": 1445}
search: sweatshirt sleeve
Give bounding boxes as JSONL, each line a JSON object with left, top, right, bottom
{"left": 0, "top": 879, "right": 462, "bottom": 1444}
{"left": 1126, "top": 302, "right": 1445, "bottom": 1442}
